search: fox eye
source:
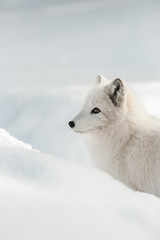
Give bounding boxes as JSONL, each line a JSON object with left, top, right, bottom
{"left": 91, "top": 107, "right": 101, "bottom": 114}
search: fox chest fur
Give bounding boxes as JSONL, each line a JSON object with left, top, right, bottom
{"left": 87, "top": 127, "right": 160, "bottom": 197}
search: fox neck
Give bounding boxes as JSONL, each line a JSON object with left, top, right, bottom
{"left": 86, "top": 120, "right": 133, "bottom": 150}
{"left": 85, "top": 120, "right": 134, "bottom": 173}
{"left": 86, "top": 98, "right": 149, "bottom": 171}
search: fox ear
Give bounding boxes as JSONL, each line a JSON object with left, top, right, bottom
{"left": 96, "top": 74, "right": 110, "bottom": 85}
{"left": 107, "top": 78, "right": 124, "bottom": 106}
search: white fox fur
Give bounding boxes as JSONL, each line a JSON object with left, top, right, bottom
{"left": 69, "top": 75, "right": 160, "bottom": 197}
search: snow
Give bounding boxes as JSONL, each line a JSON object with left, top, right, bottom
{"left": 0, "top": 83, "right": 160, "bottom": 239}
{"left": 0, "top": 130, "right": 160, "bottom": 240}
{"left": 1, "top": 0, "right": 160, "bottom": 86}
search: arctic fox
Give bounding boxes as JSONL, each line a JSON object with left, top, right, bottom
{"left": 69, "top": 75, "right": 160, "bottom": 197}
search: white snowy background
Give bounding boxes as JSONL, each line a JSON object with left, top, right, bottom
{"left": 0, "top": 1, "right": 160, "bottom": 239}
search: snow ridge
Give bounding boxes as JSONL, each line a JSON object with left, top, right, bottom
{"left": 0, "top": 127, "right": 160, "bottom": 240}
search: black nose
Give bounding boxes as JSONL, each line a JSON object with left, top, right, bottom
{"left": 68, "top": 121, "right": 75, "bottom": 128}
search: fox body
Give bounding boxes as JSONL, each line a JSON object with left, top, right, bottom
{"left": 69, "top": 75, "right": 160, "bottom": 197}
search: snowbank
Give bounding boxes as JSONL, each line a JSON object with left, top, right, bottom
{"left": 0, "top": 129, "right": 160, "bottom": 240}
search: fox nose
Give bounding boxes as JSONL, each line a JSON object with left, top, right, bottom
{"left": 68, "top": 121, "right": 75, "bottom": 128}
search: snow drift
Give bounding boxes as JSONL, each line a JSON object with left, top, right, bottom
{"left": 0, "top": 129, "right": 160, "bottom": 240}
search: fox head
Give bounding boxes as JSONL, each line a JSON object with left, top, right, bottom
{"left": 68, "top": 75, "right": 128, "bottom": 135}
